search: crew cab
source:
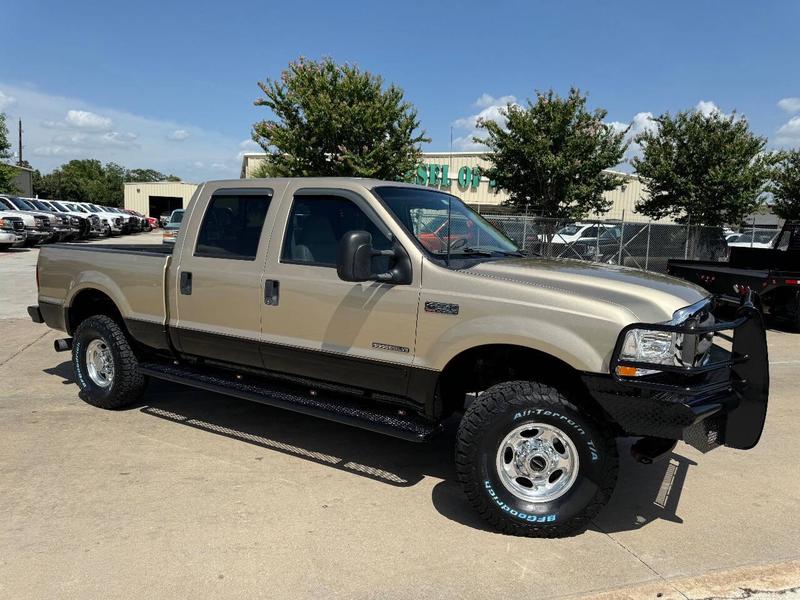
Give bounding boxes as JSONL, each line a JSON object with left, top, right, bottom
{"left": 29, "top": 178, "right": 769, "bottom": 537}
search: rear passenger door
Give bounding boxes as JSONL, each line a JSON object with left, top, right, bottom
{"left": 259, "top": 186, "right": 420, "bottom": 397}
{"left": 173, "top": 185, "right": 281, "bottom": 367}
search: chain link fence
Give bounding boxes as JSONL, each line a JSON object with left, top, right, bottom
{"left": 480, "top": 214, "right": 781, "bottom": 274}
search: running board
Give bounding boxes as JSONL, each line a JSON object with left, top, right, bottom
{"left": 138, "top": 361, "right": 440, "bottom": 442}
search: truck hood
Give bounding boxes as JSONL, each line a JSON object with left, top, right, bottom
{"left": 465, "top": 256, "right": 709, "bottom": 323}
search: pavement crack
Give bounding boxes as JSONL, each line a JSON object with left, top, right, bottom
{"left": 593, "top": 520, "right": 689, "bottom": 599}
{"left": 0, "top": 329, "right": 51, "bottom": 368}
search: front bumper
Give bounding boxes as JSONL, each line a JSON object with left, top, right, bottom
{"left": 0, "top": 230, "right": 27, "bottom": 246}
{"left": 583, "top": 293, "right": 769, "bottom": 452}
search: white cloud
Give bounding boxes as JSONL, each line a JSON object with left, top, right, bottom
{"left": 168, "top": 129, "right": 190, "bottom": 141}
{"left": 0, "top": 90, "right": 17, "bottom": 111}
{"left": 65, "top": 109, "right": 112, "bottom": 130}
{"left": 777, "top": 97, "right": 800, "bottom": 114}
{"left": 776, "top": 116, "right": 800, "bottom": 144}
{"left": 0, "top": 83, "right": 242, "bottom": 179}
{"left": 451, "top": 93, "right": 518, "bottom": 151}
{"left": 695, "top": 100, "right": 721, "bottom": 117}
{"left": 236, "top": 138, "right": 262, "bottom": 160}
{"left": 608, "top": 111, "right": 659, "bottom": 164}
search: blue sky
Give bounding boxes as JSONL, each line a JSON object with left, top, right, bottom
{"left": 1, "top": 0, "right": 799, "bottom": 181}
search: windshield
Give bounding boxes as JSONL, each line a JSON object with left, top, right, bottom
{"left": 89, "top": 204, "right": 103, "bottom": 212}
{"left": 0, "top": 198, "right": 13, "bottom": 211}
{"left": 31, "top": 200, "right": 52, "bottom": 211}
{"left": 51, "top": 202, "right": 70, "bottom": 213}
{"left": 374, "top": 187, "right": 519, "bottom": 258}
{"left": 12, "top": 197, "right": 37, "bottom": 211}
{"left": 556, "top": 225, "right": 582, "bottom": 236}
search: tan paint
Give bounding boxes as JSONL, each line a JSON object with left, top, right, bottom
{"left": 39, "top": 177, "right": 709, "bottom": 376}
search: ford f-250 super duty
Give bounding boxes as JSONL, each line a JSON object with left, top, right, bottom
{"left": 28, "top": 178, "right": 769, "bottom": 537}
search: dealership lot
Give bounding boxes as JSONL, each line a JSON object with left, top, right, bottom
{"left": 1, "top": 234, "right": 799, "bottom": 599}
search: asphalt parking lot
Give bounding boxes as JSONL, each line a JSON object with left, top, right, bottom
{"left": 1, "top": 233, "right": 799, "bottom": 599}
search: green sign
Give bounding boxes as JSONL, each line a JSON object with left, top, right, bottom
{"left": 412, "top": 163, "right": 497, "bottom": 192}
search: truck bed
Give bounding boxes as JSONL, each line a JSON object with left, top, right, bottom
{"left": 36, "top": 244, "right": 172, "bottom": 338}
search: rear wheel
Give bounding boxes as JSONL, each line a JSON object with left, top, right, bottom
{"left": 72, "top": 315, "right": 147, "bottom": 409}
{"left": 456, "top": 380, "right": 618, "bottom": 537}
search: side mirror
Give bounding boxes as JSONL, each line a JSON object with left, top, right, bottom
{"left": 337, "top": 230, "right": 412, "bottom": 285}
{"left": 337, "top": 230, "right": 375, "bottom": 282}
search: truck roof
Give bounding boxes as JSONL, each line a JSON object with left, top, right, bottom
{"left": 203, "top": 177, "right": 430, "bottom": 191}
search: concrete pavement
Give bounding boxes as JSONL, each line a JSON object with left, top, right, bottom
{"left": 1, "top": 234, "right": 798, "bottom": 599}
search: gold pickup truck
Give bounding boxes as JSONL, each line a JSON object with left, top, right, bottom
{"left": 28, "top": 178, "right": 769, "bottom": 537}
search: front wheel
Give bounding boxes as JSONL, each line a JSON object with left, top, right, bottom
{"left": 72, "top": 315, "right": 148, "bottom": 409}
{"left": 456, "top": 380, "right": 618, "bottom": 537}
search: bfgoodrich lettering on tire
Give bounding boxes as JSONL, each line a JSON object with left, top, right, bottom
{"left": 455, "top": 380, "right": 618, "bottom": 537}
{"left": 72, "top": 315, "right": 148, "bottom": 409}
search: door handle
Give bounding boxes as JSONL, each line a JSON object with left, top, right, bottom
{"left": 180, "top": 271, "right": 192, "bottom": 295}
{"left": 264, "top": 279, "right": 279, "bottom": 306}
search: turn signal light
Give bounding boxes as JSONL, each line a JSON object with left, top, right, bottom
{"left": 616, "top": 366, "right": 638, "bottom": 377}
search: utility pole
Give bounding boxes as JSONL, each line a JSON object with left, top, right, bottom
{"left": 17, "top": 119, "right": 23, "bottom": 165}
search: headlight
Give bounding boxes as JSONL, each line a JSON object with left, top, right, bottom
{"left": 0, "top": 217, "right": 11, "bottom": 230}
{"left": 617, "top": 298, "right": 713, "bottom": 377}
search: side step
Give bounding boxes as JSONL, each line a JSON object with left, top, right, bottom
{"left": 138, "top": 361, "right": 441, "bottom": 442}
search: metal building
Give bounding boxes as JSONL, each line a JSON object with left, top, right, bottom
{"left": 123, "top": 181, "right": 198, "bottom": 218}
{"left": 239, "top": 151, "right": 655, "bottom": 222}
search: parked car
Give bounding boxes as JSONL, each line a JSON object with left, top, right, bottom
{"left": 159, "top": 212, "right": 172, "bottom": 227}
{"left": 726, "top": 230, "right": 778, "bottom": 249}
{"left": 56, "top": 202, "right": 109, "bottom": 237}
{"left": 27, "top": 199, "right": 88, "bottom": 240}
{"left": 0, "top": 196, "right": 52, "bottom": 246}
{"left": 29, "top": 178, "right": 769, "bottom": 538}
{"left": 0, "top": 211, "right": 27, "bottom": 249}
{"left": 161, "top": 209, "right": 184, "bottom": 245}
{"left": 76, "top": 203, "right": 123, "bottom": 235}
{"left": 1, "top": 196, "right": 64, "bottom": 242}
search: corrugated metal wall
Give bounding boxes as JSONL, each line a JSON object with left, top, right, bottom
{"left": 123, "top": 182, "right": 199, "bottom": 215}
{"left": 420, "top": 152, "right": 662, "bottom": 223}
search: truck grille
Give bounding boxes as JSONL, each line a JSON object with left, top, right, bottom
{"left": 7, "top": 217, "right": 25, "bottom": 232}
{"left": 33, "top": 216, "right": 50, "bottom": 230}
{"left": 114, "top": 217, "right": 122, "bottom": 227}
{"left": 70, "top": 216, "right": 81, "bottom": 227}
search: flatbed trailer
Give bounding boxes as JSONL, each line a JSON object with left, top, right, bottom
{"left": 667, "top": 221, "right": 800, "bottom": 328}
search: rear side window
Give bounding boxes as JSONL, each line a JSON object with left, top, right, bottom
{"left": 281, "top": 195, "right": 391, "bottom": 268}
{"left": 195, "top": 190, "right": 272, "bottom": 260}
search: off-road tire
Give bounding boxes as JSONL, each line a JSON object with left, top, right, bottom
{"left": 72, "top": 315, "right": 147, "bottom": 409}
{"left": 456, "top": 380, "right": 618, "bottom": 537}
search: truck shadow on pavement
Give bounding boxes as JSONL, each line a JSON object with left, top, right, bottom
{"left": 45, "top": 362, "right": 698, "bottom": 535}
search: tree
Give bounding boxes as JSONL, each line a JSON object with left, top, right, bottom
{"left": 126, "top": 168, "right": 181, "bottom": 182}
{"left": 632, "top": 109, "right": 773, "bottom": 226}
{"left": 0, "top": 112, "right": 20, "bottom": 194}
{"left": 252, "top": 57, "right": 429, "bottom": 179}
{"left": 475, "top": 88, "right": 628, "bottom": 219}
{"left": 771, "top": 150, "right": 800, "bottom": 221}
{"left": 32, "top": 160, "right": 180, "bottom": 205}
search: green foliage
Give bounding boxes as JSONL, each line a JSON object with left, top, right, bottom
{"left": 770, "top": 149, "right": 800, "bottom": 221}
{"left": 252, "top": 57, "right": 429, "bottom": 179}
{"left": 475, "top": 88, "right": 628, "bottom": 219}
{"left": 0, "top": 112, "right": 20, "bottom": 194}
{"left": 632, "top": 109, "right": 773, "bottom": 226}
{"left": 33, "top": 160, "right": 180, "bottom": 206}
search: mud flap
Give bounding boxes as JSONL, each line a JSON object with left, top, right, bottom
{"left": 724, "top": 301, "right": 769, "bottom": 449}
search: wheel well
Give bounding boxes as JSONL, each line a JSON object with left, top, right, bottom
{"left": 67, "top": 289, "right": 124, "bottom": 334}
{"left": 436, "top": 344, "right": 606, "bottom": 420}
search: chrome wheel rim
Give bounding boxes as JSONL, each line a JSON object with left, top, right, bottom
{"left": 495, "top": 422, "right": 579, "bottom": 503}
{"left": 85, "top": 338, "right": 114, "bottom": 388}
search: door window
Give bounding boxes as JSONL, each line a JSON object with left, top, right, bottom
{"left": 281, "top": 195, "right": 392, "bottom": 268}
{"left": 195, "top": 191, "right": 272, "bottom": 260}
